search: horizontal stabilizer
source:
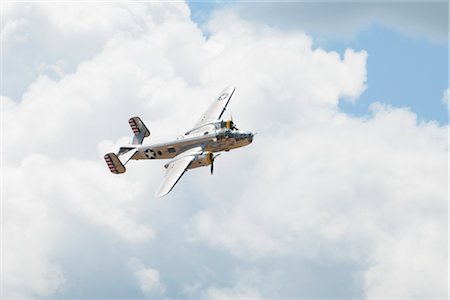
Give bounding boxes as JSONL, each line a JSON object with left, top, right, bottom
{"left": 104, "top": 153, "right": 126, "bottom": 174}
{"left": 117, "top": 147, "right": 138, "bottom": 165}
{"left": 129, "top": 117, "right": 150, "bottom": 145}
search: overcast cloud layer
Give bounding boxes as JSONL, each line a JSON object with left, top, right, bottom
{"left": 2, "top": 2, "right": 448, "bottom": 299}
{"left": 224, "top": 1, "right": 448, "bottom": 42}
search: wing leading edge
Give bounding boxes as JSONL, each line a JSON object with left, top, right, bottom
{"left": 191, "top": 85, "right": 236, "bottom": 130}
{"left": 155, "top": 147, "right": 202, "bottom": 197}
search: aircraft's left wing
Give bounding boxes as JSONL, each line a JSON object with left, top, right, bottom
{"left": 187, "top": 85, "right": 236, "bottom": 134}
{"left": 155, "top": 147, "right": 202, "bottom": 197}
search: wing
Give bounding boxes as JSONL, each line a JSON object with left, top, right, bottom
{"left": 155, "top": 147, "right": 202, "bottom": 197}
{"left": 190, "top": 85, "right": 236, "bottom": 132}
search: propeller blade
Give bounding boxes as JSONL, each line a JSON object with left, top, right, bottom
{"left": 229, "top": 114, "right": 239, "bottom": 130}
{"left": 210, "top": 153, "right": 221, "bottom": 175}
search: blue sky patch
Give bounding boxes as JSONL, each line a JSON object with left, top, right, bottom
{"left": 187, "top": 1, "right": 448, "bottom": 125}
{"left": 333, "top": 24, "right": 448, "bottom": 125}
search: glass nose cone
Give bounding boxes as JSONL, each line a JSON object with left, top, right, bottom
{"left": 248, "top": 132, "right": 254, "bottom": 143}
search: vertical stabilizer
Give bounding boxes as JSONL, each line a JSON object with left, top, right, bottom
{"left": 104, "top": 153, "right": 126, "bottom": 174}
{"left": 129, "top": 116, "right": 150, "bottom": 145}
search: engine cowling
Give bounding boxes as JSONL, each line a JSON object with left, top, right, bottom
{"left": 224, "top": 120, "right": 234, "bottom": 129}
{"left": 187, "top": 152, "right": 214, "bottom": 170}
{"left": 214, "top": 120, "right": 235, "bottom": 130}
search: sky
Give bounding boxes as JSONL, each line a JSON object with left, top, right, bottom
{"left": 2, "top": 1, "right": 448, "bottom": 299}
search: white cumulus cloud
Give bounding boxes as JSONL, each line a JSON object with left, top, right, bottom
{"left": 129, "top": 258, "right": 165, "bottom": 296}
{"left": 2, "top": 2, "right": 447, "bottom": 299}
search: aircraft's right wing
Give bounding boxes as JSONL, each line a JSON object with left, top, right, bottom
{"left": 155, "top": 147, "right": 202, "bottom": 197}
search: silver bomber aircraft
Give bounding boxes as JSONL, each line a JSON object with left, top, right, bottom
{"left": 104, "top": 85, "right": 254, "bottom": 197}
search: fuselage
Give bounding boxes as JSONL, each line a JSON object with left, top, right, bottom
{"left": 132, "top": 128, "right": 254, "bottom": 160}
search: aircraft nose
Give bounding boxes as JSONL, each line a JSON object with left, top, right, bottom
{"left": 248, "top": 132, "right": 255, "bottom": 143}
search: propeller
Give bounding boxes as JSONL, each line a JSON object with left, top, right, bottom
{"left": 210, "top": 153, "right": 221, "bottom": 175}
{"left": 230, "top": 114, "right": 239, "bottom": 130}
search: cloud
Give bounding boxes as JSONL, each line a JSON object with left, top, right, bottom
{"left": 129, "top": 258, "right": 165, "bottom": 296}
{"left": 4, "top": 153, "right": 154, "bottom": 297}
{"left": 203, "top": 286, "right": 261, "bottom": 300}
{"left": 1, "top": 2, "right": 190, "bottom": 101}
{"left": 188, "top": 104, "right": 447, "bottom": 297}
{"left": 3, "top": 2, "right": 447, "bottom": 299}
{"left": 218, "top": 2, "right": 448, "bottom": 42}
{"left": 443, "top": 88, "right": 450, "bottom": 109}
{"left": 4, "top": 160, "right": 67, "bottom": 298}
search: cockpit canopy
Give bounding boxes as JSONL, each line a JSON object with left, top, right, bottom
{"left": 217, "top": 129, "right": 253, "bottom": 142}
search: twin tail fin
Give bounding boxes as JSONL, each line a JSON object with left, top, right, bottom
{"left": 104, "top": 116, "right": 149, "bottom": 174}
{"left": 129, "top": 116, "right": 150, "bottom": 145}
{"left": 104, "top": 153, "right": 126, "bottom": 174}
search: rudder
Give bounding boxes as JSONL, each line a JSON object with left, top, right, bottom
{"left": 129, "top": 116, "right": 150, "bottom": 145}
{"left": 104, "top": 153, "right": 126, "bottom": 174}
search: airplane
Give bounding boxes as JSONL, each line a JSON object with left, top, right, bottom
{"left": 104, "top": 85, "right": 255, "bottom": 197}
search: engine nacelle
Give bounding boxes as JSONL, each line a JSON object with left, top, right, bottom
{"left": 211, "top": 120, "right": 235, "bottom": 130}
{"left": 187, "top": 152, "right": 214, "bottom": 170}
{"left": 222, "top": 120, "right": 234, "bottom": 130}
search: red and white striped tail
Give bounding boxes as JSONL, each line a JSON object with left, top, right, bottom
{"left": 128, "top": 117, "right": 150, "bottom": 145}
{"left": 129, "top": 118, "right": 140, "bottom": 135}
{"left": 104, "top": 153, "right": 126, "bottom": 174}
